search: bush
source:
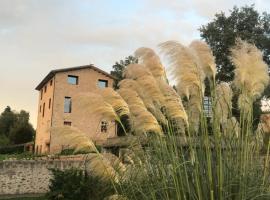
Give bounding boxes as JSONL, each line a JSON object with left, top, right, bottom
{"left": 47, "top": 168, "right": 114, "bottom": 200}
{"left": 0, "top": 144, "right": 24, "bottom": 154}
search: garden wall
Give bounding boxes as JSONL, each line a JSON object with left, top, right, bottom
{"left": 0, "top": 155, "right": 85, "bottom": 198}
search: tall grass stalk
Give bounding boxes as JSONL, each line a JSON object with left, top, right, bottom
{"left": 113, "top": 40, "right": 270, "bottom": 199}
{"left": 55, "top": 40, "right": 270, "bottom": 200}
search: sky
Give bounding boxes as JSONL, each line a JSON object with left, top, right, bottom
{"left": 0, "top": 0, "right": 270, "bottom": 127}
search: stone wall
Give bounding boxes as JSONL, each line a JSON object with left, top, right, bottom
{"left": 0, "top": 156, "right": 84, "bottom": 197}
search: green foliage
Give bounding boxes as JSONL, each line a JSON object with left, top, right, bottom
{"left": 1, "top": 197, "right": 47, "bottom": 200}
{"left": 47, "top": 168, "right": 113, "bottom": 200}
{"left": 200, "top": 5, "right": 270, "bottom": 83}
{"left": 200, "top": 5, "right": 270, "bottom": 126}
{"left": 0, "top": 145, "right": 24, "bottom": 154}
{"left": 0, "top": 134, "right": 9, "bottom": 146}
{"left": 110, "top": 55, "right": 138, "bottom": 89}
{"left": 0, "top": 106, "right": 35, "bottom": 145}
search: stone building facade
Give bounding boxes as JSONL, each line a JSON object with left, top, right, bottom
{"left": 35, "top": 65, "right": 116, "bottom": 154}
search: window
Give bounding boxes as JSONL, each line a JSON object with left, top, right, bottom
{"left": 101, "top": 121, "right": 108, "bottom": 133}
{"left": 40, "top": 89, "right": 43, "bottom": 100}
{"left": 39, "top": 105, "right": 41, "bottom": 113}
{"left": 44, "top": 85, "right": 47, "bottom": 93}
{"left": 50, "top": 79, "right": 53, "bottom": 86}
{"left": 64, "top": 121, "right": 72, "bottom": 126}
{"left": 203, "top": 96, "right": 212, "bottom": 117}
{"left": 98, "top": 79, "right": 108, "bottom": 88}
{"left": 68, "top": 75, "right": 78, "bottom": 85}
{"left": 64, "top": 97, "right": 72, "bottom": 113}
{"left": 49, "top": 98, "right": 51, "bottom": 109}
{"left": 42, "top": 103, "right": 45, "bottom": 117}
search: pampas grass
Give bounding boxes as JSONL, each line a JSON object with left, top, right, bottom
{"left": 51, "top": 126, "right": 98, "bottom": 153}
{"left": 52, "top": 39, "right": 270, "bottom": 200}
{"left": 159, "top": 40, "right": 205, "bottom": 99}
{"left": 135, "top": 47, "right": 166, "bottom": 79}
{"left": 123, "top": 64, "right": 152, "bottom": 80}
{"left": 118, "top": 88, "right": 162, "bottom": 135}
{"left": 189, "top": 40, "right": 216, "bottom": 79}
{"left": 216, "top": 82, "right": 233, "bottom": 124}
{"left": 119, "top": 79, "right": 167, "bottom": 124}
{"left": 158, "top": 80, "right": 188, "bottom": 125}
{"left": 85, "top": 153, "right": 120, "bottom": 183}
{"left": 100, "top": 88, "right": 130, "bottom": 117}
{"left": 231, "top": 39, "right": 269, "bottom": 110}
{"left": 75, "top": 93, "right": 118, "bottom": 121}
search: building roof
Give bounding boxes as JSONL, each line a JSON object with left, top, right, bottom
{"left": 35, "top": 64, "right": 116, "bottom": 90}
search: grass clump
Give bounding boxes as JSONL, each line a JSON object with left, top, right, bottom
{"left": 50, "top": 38, "right": 270, "bottom": 199}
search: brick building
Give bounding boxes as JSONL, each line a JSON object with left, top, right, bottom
{"left": 35, "top": 65, "right": 117, "bottom": 154}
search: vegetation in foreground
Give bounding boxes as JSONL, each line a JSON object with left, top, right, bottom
{"left": 48, "top": 36, "right": 270, "bottom": 200}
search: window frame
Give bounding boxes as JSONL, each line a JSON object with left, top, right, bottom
{"left": 98, "top": 79, "right": 108, "bottom": 88}
{"left": 67, "top": 75, "right": 79, "bottom": 85}
{"left": 64, "top": 97, "right": 72, "bottom": 113}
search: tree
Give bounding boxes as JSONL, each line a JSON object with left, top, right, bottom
{"left": 0, "top": 106, "right": 35, "bottom": 145}
{"left": 200, "top": 5, "right": 270, "bottom": 130}
{"left": 110, "top": 55, "right": 138, "bottom": 89}
{"left": 0, "top": 106, "right": 17, "bottom": 137}
{"left": 200, "top": 5, "right": 270, "bottom": 82}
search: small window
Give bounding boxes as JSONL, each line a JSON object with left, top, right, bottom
{"left": 64, "top": 121, "right": 72, "bottom": 126}
{"left": 101, "top": 121, "right": 108, "bottom": 133}
{"left": 64, "top": 97, "right": 72, "bottom": 113}
{"left": 44, "top": 85, "right": 47, "bottom": 93}
{"left": 39, "top": 105, "right": 41, "bottom": 113}
{"left": 68, "top": 75, "right": 78, "bottom": 85}
{"left": 50, "top": 79, "right": 53, "bottom": 86}
{"left": 42, "top": 102, "right": 45, "bottom": 117}
{"left": 49, "top": 98, "right": 51, "bottom": 109}
{"left": 40, "top": 89, "right": 43, "bottom": 100}
{"left": 98, "top": 79, "right": 108, "bottom": 88}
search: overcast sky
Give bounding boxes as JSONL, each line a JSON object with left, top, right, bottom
{"left": 0, "top": 0, "right": 269, "bottom": 127}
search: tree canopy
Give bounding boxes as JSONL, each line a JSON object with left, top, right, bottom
{"left": 200, "top": 5, "right": 270, "bottom": 82}
{"left": 0, "top": 106, "right": 35, "bottom": 145}
{"left": 110, "top": 55, "right": 138, "bottom": 89}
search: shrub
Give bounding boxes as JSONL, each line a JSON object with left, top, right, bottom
{"left": 47, "top": 168, "right": 114, "bottom": 200}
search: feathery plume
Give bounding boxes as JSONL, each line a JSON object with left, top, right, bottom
{"left": 231, "top": 39, "right": 269, "bottom": 109}
{"left": 135, "top": 47, "right": 166, "bottom": 79}
{"left": 119, "top": 79, "right": 167, "bottom": 124}
{"left": 118, "top": 88, "right": 162, "bottom": 135}
{"left": 135, "top": 75, "right": 165, "bottom": 106}
{"left": 85, "top": 153, "right": 120, "bottom": 183}
{"left": 74, "top": 93, "right": 118, "bottom": 121}
{"left": 51, "top": 126, "right": 98, "bottom": 153}
{"left": 123, "top": 63, "right": 152, "bottom": 80}
{"left": 159, "top": 40, "right": 205, "bottom": 99}
{"left": 216, "top": 82, "right": 233, "bottom": 123}
{"left": 158, "top": 80, "right": 188, "bottom": 125}
{"left": 99, "top": 88, "right": 130, "bottom": 117}
{"left": 189, "top": 40, "right": 216, "bottom": 79}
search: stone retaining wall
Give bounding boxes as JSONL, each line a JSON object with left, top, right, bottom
{"left": 0, "top": 156, "right": 85, "bottom": 197}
